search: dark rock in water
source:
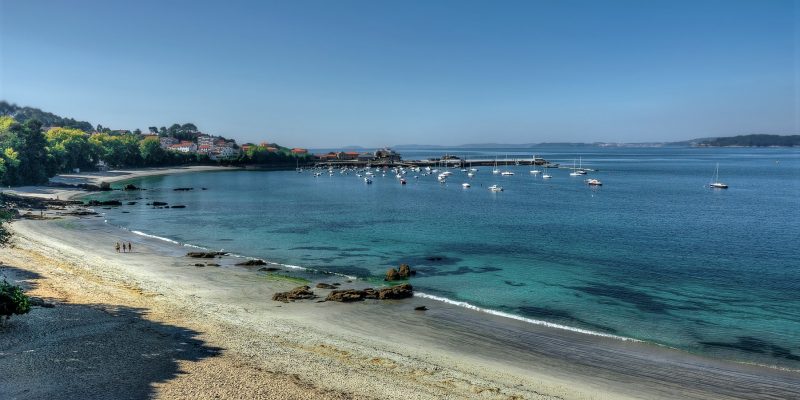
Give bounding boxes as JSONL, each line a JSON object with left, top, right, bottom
{"left": 123, "top": 184, "right": 140, "bottom": 190}
{"left": 174, "top": 187, "right": 194, "bottom": 191}
{"left": 152, "top": 201, "right": 168, "bottom": 206}
{"left": 315, "top": 283, "right": 337, "bottom": 289}
{"left": 201, "top": 187, "right": 208, "bottom": 190}
{"left": 194, "top": 263, "right": 205, "bottom": 267}
{"left": 126, "top": 201, "right": 137, "bottom": 205}
{"left": 385, "top": 268, "right": 400, "bottom": 281}
{"left": 332, "top": 282, "right": 341, "bottom": 286}
{"left": 257, "top": 267, "right": 281, "bottom": 272}
{"left": 170, "top": 205, "right": 186, "bottom": 208}
{"left": 398, "top": 264, "right": 415, "bottom": 278}
{"left": 273, "top": 286, "right": 316, "bottom": 302}
{"left": 121, "top": 211, "right": 130, "bottom": 213}
{"left": 86, "top": 200, "right": 122, "bottom": 206}
{"left": 207, "top": 263, "right": 220, "bottom": 267}
{"left": 386, "top": 264, "right": 415, "bottom": 281}
{"left": 235, "top": 259, "right": 267, "bottom": 266}
{"left": 414, "top": 306, "right": 428, "bottom": 311}
{"left": 187, "top": 251, "right": 227, "bottom": 258}
{"left": 325, "top": 289, "right": 366, "bottom": 302}
{"left": 378, "top": 283, "right": 413, "bottom": 300}
{"left": 425, "top": 256, "right": 444, "bottom": 261}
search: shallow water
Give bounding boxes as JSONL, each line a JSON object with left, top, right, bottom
{"left": 90, "top": 146, "right": 800, "bottom": 368}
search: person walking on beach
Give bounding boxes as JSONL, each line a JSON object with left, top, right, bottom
{"left": 115, "top": 242, "right": 120, "bottom": 253}
{"left": 127, "top": 242, "right": 132, "bottom": 253}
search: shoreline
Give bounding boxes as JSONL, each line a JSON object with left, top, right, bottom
{"left": 2, "top": 211, "right": 799, "bottom": 398}
{"left": 0, "top": 165, "right": 240, "bottom": 201}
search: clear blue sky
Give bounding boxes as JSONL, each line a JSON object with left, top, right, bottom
{"left": 1, "top": 0, "right": 797, "bottom": 147}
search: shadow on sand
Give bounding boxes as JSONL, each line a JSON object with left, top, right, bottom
{"left": 0, "top": 266, "right": 222, "bottom": 400}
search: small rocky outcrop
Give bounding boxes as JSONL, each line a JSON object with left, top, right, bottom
{"left": 378, "top": 283, "right": 413, "bottom": 300}
{"left": 151, "top": 201, "right": 168, "bottom": 206}
{"left": 126, "top": 201, "right": 137, "bottom": 205}
{"left": 385, "top": 268, "right": 400, "bottom": 281}
{"left": 123, "top": 184, "right": 140, "bottom": 190}
{"left": 324, "top": 284, "right": 412, "bottom": 302}
{"left": 186, "top": 251, "right": 227, "bottom": 258}
{"left": 398, "top": 264, "right": 415, "bottom": 278}
{"left": 170, "top": 205, "right": 186, "bottom": 208}
{"left": 235, "top": 259, "right": 267, "bottom": 266}
{"left": 272, "top": 286, "right": 316, "bottom": 302}
{"left": 258, "top": 267, "right": 281, "bottom": 272}
{"left": 86, "top": 200, "right": 122, "bottom": 206}
{"left": 325, "top": 289, "right": 367, "bottom": 302}
{"left": 174, "top": 187, "right": 194, "bottom": 191}
{"left": 385, "top": 264, "right": 415, "bottom": 281}
{"left": 414, "top": 306, "right": 428, "bottom": 311}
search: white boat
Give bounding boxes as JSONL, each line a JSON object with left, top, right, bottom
{"left": 467, "top": 172, "right": 475, "bottom": 177}
{"left": 569, "top": 159, "right": 581, "bottom": 176}
{"left": 542, "top": 165, "right": 552, "bottom": 179}
{"left": 492, "top": 156, "right": 500, "bottom": 174}
{"left": 529, "top": 154, "right": 541, "bottom": 174}
{"left": 488, "top": 184, "right": 503, "bottom": 192}
{"left": 708, "top": 163, "right": 728, "bottom": 189}
{"left": 400, "top": 178, "right": 407, "bottom": 185}
{"left": 585, "top": 178, "right": 602, "bottom": 186}
{"left": 577, "top": 157, "right": 587, "bottom": 175}
{"left": 501, "top": 171, "right": 514, "bottom": 176}
{"left": 364, "top": 177, "right": 372, "bottom": 184}
{"left": 462, "top": 183, "right": 471, "bottom": 188}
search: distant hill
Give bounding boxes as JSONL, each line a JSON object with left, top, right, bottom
{"left": 696, "top": 134, "right": 800, "bottom": 147}
{"left": 0, "top": 101, "right": 94, "bottom": 131}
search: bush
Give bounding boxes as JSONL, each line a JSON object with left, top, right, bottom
{"left": 0, "top": 279, "right": 30, "bottom": 322}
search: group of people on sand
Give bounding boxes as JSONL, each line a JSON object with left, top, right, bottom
{"left": 115, "top": 242, "right": 133, "bottom": 253}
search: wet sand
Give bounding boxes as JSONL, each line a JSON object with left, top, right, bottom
{"left": 1, "top": 213, "right": 798, "bottom": 399}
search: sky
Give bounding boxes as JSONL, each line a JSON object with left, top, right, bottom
{"left": 1, "top": 0, "right": 797, "bottom": 147}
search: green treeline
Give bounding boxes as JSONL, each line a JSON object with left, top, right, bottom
{"left": 699, "top": 134, "right": 800, "bottom": 147}
{"left": 0, "top": 103, "right": 312, "bottom": 186}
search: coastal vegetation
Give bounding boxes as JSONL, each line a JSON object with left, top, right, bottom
{"left": 0, "top": 102, "right": 312, "bottom": 186}
{"left": 0, "top": 279, "right": 31, "bottom": 323}
{"left": 697, "top": 134, "right": 800, "bottom": 147}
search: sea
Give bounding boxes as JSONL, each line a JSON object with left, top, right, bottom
{"left": 87, "top": 146, "right": 800, "bottom": 369}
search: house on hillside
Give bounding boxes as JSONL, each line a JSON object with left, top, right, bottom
{"left": 160, "top": 137, "right": 179, "bottom": 148}
{"left": 291, "top": 148, "right": 308, "bottom": 155}
{"left": 169, "top": 141, "right": 197, "bottom": 153}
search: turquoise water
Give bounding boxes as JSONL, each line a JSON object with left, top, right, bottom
{"left": 91, "top": 146, "right": 800, "bottom": 368}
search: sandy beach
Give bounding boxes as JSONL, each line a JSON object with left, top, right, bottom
{"left": 1, "top": 170, "right": 799, "bottom": 399}
{"left": 0, "top": 165, "right": 239, "bottom": 200}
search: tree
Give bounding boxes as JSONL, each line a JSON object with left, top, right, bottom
{"left": 148, "top": 126, "right": 158, "bottom": 134}
{"left": 46, "top": 127, "right": 100, "bottom": 172}
{"left": 139, "top": 136, "right": 167, "bottom": 166}
{"left": 2, "top": 119, "right": 52, "bottom": 185}
{"left": 133, "top": 128, "right": 142, "bottom": 135}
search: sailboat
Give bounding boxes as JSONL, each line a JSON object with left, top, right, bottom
{"left": 529, "top": 154, "right": 541, "bottom": 174}
{"left": 500, "top": 154, "right": 514, "bottom": 175}
{"left": 492, "top": 156, "right": 500, "bottom": 174}
{"left": 569, "top": 159, "right": 581, "bottom": 176}
{"left": 542, "top": 163, "right": 552, "bottom": 179}
{"left": 708, "top": 163, "right": 728, "bottom": 189}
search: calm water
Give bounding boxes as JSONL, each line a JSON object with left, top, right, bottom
{"left": 91, "top": 146, "right": 800, "bottom": 368}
